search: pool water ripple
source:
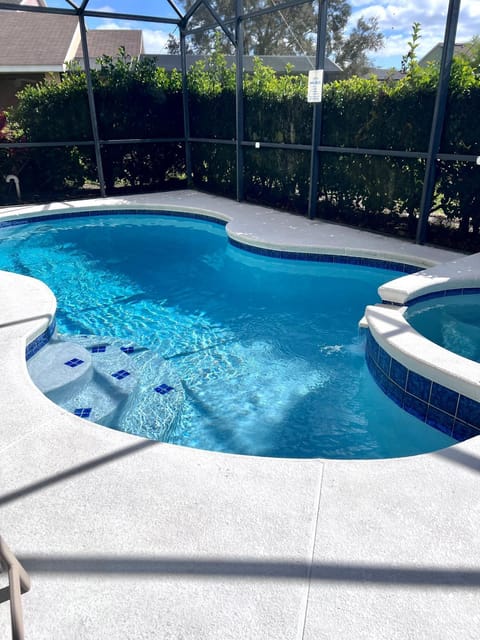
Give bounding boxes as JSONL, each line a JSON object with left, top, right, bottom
{"left": 0, "top": 213, "right": 455, "bottom": 459}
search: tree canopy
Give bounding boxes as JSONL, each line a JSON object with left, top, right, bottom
{"left": 168, "top": 0, "right": 383, "bottom": 77}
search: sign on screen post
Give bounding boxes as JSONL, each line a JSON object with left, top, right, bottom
{"left": 307, "top": 69, "right": 324, "bottom": 103}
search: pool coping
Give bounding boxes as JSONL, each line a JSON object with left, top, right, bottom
{"left": 1, "top": 190, "right": 480, "bottom": 639}
{"left": 365, "top": 251, "right": 480, "bottom": 441}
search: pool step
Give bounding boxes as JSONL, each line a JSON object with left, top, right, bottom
{"left": 60, "top": 369, "right": 133, "bottom": 427}
{"left": 27, "top": 334, "right": 184, "bottom": 440}
{"left": 27, "top": 340, "right": 93, "bottom": 404}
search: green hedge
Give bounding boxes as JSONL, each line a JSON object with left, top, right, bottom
{"left": 2, "top": 50, "right": 480, "bottom": 247}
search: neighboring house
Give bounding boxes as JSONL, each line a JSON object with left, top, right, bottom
{"left": 361, "top": 67, "right": 404, "bottom": 82}
{"left": 73, "top": 30, "right": 144, "bottom": 70}
{"left": 145, "top": 54, "right": 343, "bottom": 82}
{"left": 0, "top": 0, "right": 143, "bottom": 110}
{"left": 419, "top": 42, "right": 476, "bottom": 67}
{"left": 0, "top": 2, "right": 79, "bottom": 109}
{"left": 0, "top": 0, "right": 342, "bottom": 111}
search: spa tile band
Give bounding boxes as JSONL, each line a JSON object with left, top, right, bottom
{"left": 365, "top": 329, "right": 480, "bottom": 442}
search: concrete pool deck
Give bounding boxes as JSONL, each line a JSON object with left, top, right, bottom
{"left": 1, "top": 190, "right": 479, "bottom": 639}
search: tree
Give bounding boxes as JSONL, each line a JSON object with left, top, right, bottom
{"left": 325, "top": 0, "right": 351, "bottom": 58}
{"left": 166, "top": 33, "right": 181, "bottom": 55}
{"left": 459, "top": 35, "right": 480, "bottom": 78}
{"left": 172, "top": 0, "right": 319, "bottom": 56}
{"left": 334, "top": 16, "right": 384, "bottom": 77}
{"left": 169, "top": 0, "right": 383, "bottom": 75}
{"left": 400, "top": 21, "right": 421, "bottom": 74}
{"left": 166, "top": 32, "right": 195, "bottom": 55}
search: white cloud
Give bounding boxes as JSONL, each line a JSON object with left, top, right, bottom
{"left": 96, "top": 21, "right": 123, "bottom": 30}
{"left": 349, "top": 1, "right": 480, "bottom": 68}
{"left": 94, "top": 5, "right": 116, "bottom": 12}
{"left": 93, "top": 20, "right": 171, "bottom": 53}
{"left": 93, "top": 2, "right": 480, "bottom": 66}
{"left": 142, "top": 28, "right": 171, "bottom": 53}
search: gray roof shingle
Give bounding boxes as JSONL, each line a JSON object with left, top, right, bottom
{"left": 74, "top": 29, "right": 144, "bottom": 61}
{"left": 0, "top": 10, "right": 78, "bottom": 67}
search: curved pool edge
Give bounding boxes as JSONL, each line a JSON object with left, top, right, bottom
{"left": 0, "top": 190, "right": 460, "bottom": 270}
{"left": 0, "top": 191, "right": 471, "bottom": 454}
{"left": 378, "top": 251, "right": 480, "bottom": 304}
{"left": 2, "top": 192, "right": 480, "bottom": 639}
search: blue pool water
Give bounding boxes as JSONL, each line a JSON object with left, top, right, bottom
{"left": 0, "top": 213, "right": 455, "bottom": 458}
{"left": 406, "top": 293, "right": 480, "bottom": 364}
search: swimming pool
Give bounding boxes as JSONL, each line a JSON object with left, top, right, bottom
{"left": 406, "top": 293, "right": 480, "bottom": 364}
{"left": 0, "top": 211, "right": 455, "bottom": 458}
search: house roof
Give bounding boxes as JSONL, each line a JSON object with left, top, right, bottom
{"left": 419, "top": 42, "right": 476, "bottom": 67}
{"left": 145, "top": 54, "right": 342, "bottom": 75}
{"left": 0, "top": 8, "right": 143, "bottom": 73}
{"left": 363, "top": 67, "right": 404, "bottom": 82}
{"left": 74, "top": 29, "right": 144, "bottom": 63}
{"left": 0, "top": 10, "right": 78, "bottom": 70}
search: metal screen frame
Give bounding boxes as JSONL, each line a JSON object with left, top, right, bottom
{"left": 0, "top": 0, "right": 473, "bottom": 243}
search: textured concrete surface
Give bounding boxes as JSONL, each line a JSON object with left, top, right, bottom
{"left": 1, "top": 192, "right": 479, "bottom": 639}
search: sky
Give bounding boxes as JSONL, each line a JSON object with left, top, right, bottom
{"left": 350, "top": 1, "right": 480, "bottom": 67}
{"left": 47, "top": 0, "right": 480, "bottom": 69}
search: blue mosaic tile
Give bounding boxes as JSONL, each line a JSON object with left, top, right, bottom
{"left": 366, "top": 332, "right": 379, "bottom": 364}
{"left": 227, "top": 237, "right": 414, "bottom": 272}
{"left": 365, "top": 330, "right": 478, "bottom": 443}
{"left": 406, "top": 371, "right": 431, "bottom": 402}
{"left": 317, "top": 253, "right": 334, "bottom": 263}
{"left": 457, "top": 396, "right": 480, "bottom": 429}
{"left": 403, "top": 394, "right": 428, "bottom": 422}
{"left": 373, "top": 367, "right": 405, "bottom": 409}
{"left": 374, "top": 367, "right": 389, "bottom": 394}
{"left": 462, "top": 287, "right": 480, "bottom": 296}
{"left": 384, "top": 379, "right": 404, "bottom": 406}
{"left": 407, "top": 291, "right": 445, "bottom": 306}
{"left": 377, "top": 346, "right": 391, "bottom": 375}
{"left": 155, "top": 383, "right": 174, "bottom": 395}
{"left": 74, "top": 408, "right": 92, "bottom": 418}
{"left": 380, "top": 300, "right": 404, "bottom": 307}
{"left": 426, "top": 406, "right": 454, "bottom": 436}
{"left": 365, "top": 348, "right": 375, "bottom": 373}
{"left": 452, "top": 419, "right": 480, "bottom": 441}
{"left": 25, "top": 318, "right": 56, "bottom": 360}
{"left": 1, "top": 209, "right": 228, "bottom": 235}
{"left": 64, "top": 358, "right": 84, "bottom": 368}
{"left": 112, "top": 369, "right": 130, "bottom": 380}
{"left": 151, "top": 210, "right": 227, "bottom": 227}
{"left": 90, "top": 344, "right": 107, "bottom": 353}
{"left": 390, "top": 359, "right": 408, "bottom": 389}
{"left": 407, "top": 287, "right": 480, "bottom": 308}
{"left": 121, "top": 346, "right": 135, "bottom": 354}
{"left": 403, "top": 264, "right": 420, "bottom": 274}
{"left": 430, "top": 383, "right": 459, "bottom": 416}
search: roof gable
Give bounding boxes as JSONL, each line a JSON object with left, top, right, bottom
{"left": 0, "top": 10, "right": 78, "bottom": 68}
{"left": 75, "top": 29, "right": 144, "bottom": 62}
{"left": 419, "top": 42, "right": 475, "bottom": 67}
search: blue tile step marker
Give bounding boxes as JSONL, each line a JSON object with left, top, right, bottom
{"left": 27, "top": 340, "right": 93, "bottom": 404}
{"left": 60, "top": 341, "right": 139, "bottom": 426}
{"left": 27, "top": 334, "right": 185, "bottom": 440}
